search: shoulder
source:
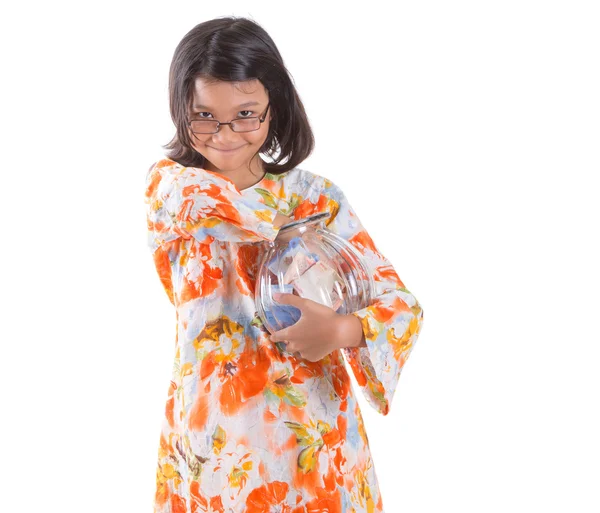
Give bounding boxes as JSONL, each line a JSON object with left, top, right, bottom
{"left": 145, "top": 158, "right": 182, "bottom": 185}
{"left": 286, "top": 167, "right": 343, "bottom": 198}
{"left": 145, "top": 158, "right": 238, "bottom": 191}
{"left": 292, "top": 168, "right": 347, "bottom": 209}
{"left": 148, "top": 157, "right": 182, "bottom": 174}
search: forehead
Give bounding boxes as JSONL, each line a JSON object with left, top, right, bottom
{"left": 191, "top": 77, "right": 267, "bottom": 111}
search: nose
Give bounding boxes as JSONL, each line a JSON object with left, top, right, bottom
{"left": 212, "top": 123, "right": 240, "bottom": 145}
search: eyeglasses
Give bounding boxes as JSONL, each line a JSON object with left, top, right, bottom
{"left": 188, "top": 102, "right": 271, "bottom": 134}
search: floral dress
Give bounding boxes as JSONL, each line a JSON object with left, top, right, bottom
{"left": 145, "top": 157, "right": 425, "bottom": 513}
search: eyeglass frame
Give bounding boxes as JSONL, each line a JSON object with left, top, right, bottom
{"left": 187, "top": 102, "right": 271, "bottom": 134}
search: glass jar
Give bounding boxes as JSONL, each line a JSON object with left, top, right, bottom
{"left": 255, "top": 212, "right": 375, "bottom": 335}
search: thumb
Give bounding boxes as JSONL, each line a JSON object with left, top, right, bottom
{"left": 269, "top": 328, "right": 290, "bottom": 343}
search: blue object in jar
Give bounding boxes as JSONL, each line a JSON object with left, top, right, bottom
{"left": 264, "top": 284, "right": 301, "bottom": 330}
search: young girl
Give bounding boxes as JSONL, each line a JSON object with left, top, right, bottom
{"left": 145, "top": 16, "right": 424, "bottom": 513}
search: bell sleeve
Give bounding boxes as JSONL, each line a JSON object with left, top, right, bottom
{"left": 148, "top": 237, "right": 180, "bottom": 307}
{"left": 320, "top": 178, "right": 425, "bottom": 416}
{"left": 144, "top": 159, "right": 283, "bottom": 250}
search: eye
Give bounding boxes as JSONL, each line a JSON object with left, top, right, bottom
{"left": 192, "top": 110, "right": 255, "bottom": 119}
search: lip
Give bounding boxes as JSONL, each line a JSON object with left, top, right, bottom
{"left": 210, "top": 145, "right": 246, "bottom": 153}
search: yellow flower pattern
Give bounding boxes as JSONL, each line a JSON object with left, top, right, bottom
{"left": 145, "top": 158, "right": 425, "bottom": 512}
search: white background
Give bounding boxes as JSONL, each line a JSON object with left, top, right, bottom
{"left": 1, "top": 1, "right": 599, "bottom": 512}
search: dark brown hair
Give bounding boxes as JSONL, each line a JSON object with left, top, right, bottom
{"left": 163, "top": 16, "right": 315, "bottom": 175}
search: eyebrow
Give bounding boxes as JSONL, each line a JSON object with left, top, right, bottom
{"left": 192, "top": 101, "right": 262, "bottom": 110}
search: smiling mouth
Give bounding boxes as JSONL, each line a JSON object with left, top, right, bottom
{"left": 210, "top": 145, "right": 246, "bottom": 152}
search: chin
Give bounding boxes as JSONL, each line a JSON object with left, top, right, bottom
{"left": 195, "top": 143, "right": 260, "bottom": 165}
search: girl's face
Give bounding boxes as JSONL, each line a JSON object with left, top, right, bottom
{"left": 187, "top": 77, "right": 272, "bottom": 177}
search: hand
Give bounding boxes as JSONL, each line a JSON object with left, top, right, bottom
{"left": 178, "top": 214, "right": 296, "bottom": 241}
{"left": 274, "top": 215, "right": 320, "bottom": 244}
{"left": 268, "top": 292, "right": 346, "bottom": 362}
{"left": 274, "top": 225, "right": 318, "bottom": 244}
{"left": 274, "top": 212, "right": 294, "bottom": 229}
{"left": 274, "top": 213, "right": 299, "bottom": 243}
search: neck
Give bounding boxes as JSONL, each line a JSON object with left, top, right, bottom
{"left": 204, "top": 155, "right": 266, "bottom": 190}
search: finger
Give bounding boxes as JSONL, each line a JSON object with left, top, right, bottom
{"left": 270, "top": 329, "right": 290, "bottom": 343}
{"left": 272, "top": 292, "right": 305, "bottom": 309}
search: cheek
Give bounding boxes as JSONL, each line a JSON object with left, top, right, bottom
{"left": 249, "top": 125, "right": 271, "bottom": 145}
{"left": 247, "top": 132, "right": 267, "bottom": 145}
{"left": 188, "top": 130, "right": 211, "bottom": 146}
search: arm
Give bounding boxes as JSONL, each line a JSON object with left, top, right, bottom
{"left": 320, "top": 179, "right": 425, "bottom": 416}
{"left": 145, "top": 160, "right": 286, "bottom": 249}
{"left": 144, "top": 160, "right": 292, "bottom": 306}
{"left": 176, "top": 210, "right": 293, "bottom": 240}
{"left": 336, "top": 314, "right": 367, "bottom": 348}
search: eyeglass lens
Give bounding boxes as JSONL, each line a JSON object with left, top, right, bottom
{"left": 189, "top": 118, "right": 260, "bottom": 134}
